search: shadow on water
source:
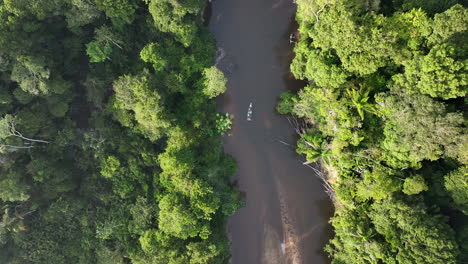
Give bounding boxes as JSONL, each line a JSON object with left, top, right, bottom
{"left": 315, "top": 198, "right": 335, "bottom": 259}
{"left": 202, "top": 1, "right": 212, "bottom": 26}
{"left": 278, "top": 15, "right": 308, "bottom": 94}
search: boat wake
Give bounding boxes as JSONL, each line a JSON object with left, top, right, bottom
{"left": 215, "top": 47, "right": 226, "bottom": 66}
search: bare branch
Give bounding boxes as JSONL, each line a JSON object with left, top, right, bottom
{"left": 12, "top": 132, "right": 49, "bottom": 144}
{"left": 303, "top": 162, "right": 335, "bottom": 200}
{"left": 4, "top": 116, "right": 48, "bottom": 144}
{"left": 309, "top": 2, "right": 329, "bottom": 22}
{"left": 0, "top": 143, "right": 33, "bottom": 149}
{"left": 105, "top": 36, "right": 123, "bottom": 49}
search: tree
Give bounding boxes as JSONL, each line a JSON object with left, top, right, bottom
{"left": 388, "top": 8, "right": 431, "bottom": 55}
{"left": 201, "top": 67, "right": 227, "bottom": 98}
{"left": 86, "top": 41, "right": 111, "bottom": 63}
{"left": 46, "top": 95, "right": 70, "bottom": 117}
{"left": 0, "top": 169, "right": 30, "bottom": 202}
{"left": 10, "top": 56, "right": 51, "bottom": 95}
{"left": 99, "top": 155, "right": 148, "bottom": 198}
{"left": 444, "top": 166, "right": 468, "bottom": 214}
{"left": 214, "top": 113, "right": 232, "bottom": 135}
{"left": 295, "top": 0, "right": 340, "bottom": 26}
{"left": 10, "top": 197, "right": 97, "bottom": 264}
{"left": 65, "top": 0, "right": 101, "bottom": 31}
{"left": 95, "top": 200, "right": 132, "bottom": 241}
{"left": 428, "top": 4, "right": 468, "bottom": 45}
{"left": 0, "top": 114, "right": 49, "bottom": 149}
{"left": 86, "top": 26, "right": 124, "bottom": 63}
{"left": 276, "top": 92, "right": 297, "bottom": 115}
{"left": 94, "top": 26, "right": 124, "bottom": 50}
{"left": 291, "top": 43, "right": 348, "bottom": 89}
{"left": 371, "top": 196, "right": 459, "bottom": 264}
{"left": 326, "top": 206, "right": 396, "bottom": 264}
{"left": 2, "top": 0, "right": 67, "bottom": 19}
{"left": 140, "top": 43, "right": 168, "bottom": 71}
{"left": 94, "top": 0, "right": 137, "bottom": 28}
{"left": 148, "top": 0, "right": 199, "bottom": 46}
{"left": 393, "top": 0, "right": 458, "bottom": 15}
{"left": 296, "top": 132, "right": 331, "bottom": 163}
{"left": 129, "top": 196, "right": 156, "bottom": 235}
{"left": 402, "top": 174, "right": 428, "bottom": 195}
{"left": 25, "top": 154, "right": 78, "bottom": 198}
{"left": 0, "top": 0, "right": 237, "bottom": 263}
{"left": 158, "top": 193, "right": 207, "bottom": 239}
{"left": 186, "top": 240, "right": 225, "bottom": 264}
{"left": 394, "top": 43, "right": 468, "bottom": 99}
{"left": 14, "top": 104, "right": 53, "bottom": 138}
{"left": 286, "top": 2, "right": 468, "bottom": 264}
{"left": 139, "top": 40, "right": 196, "bottom": 94}
{"left": 95, "top": 245, "right": 125, "bottom": 264}
{"left": 346, "top": 86, "right": 377, "bottom": 120}
{"left": 457, "top": 224, "right": 468, "bottom": 263}
{"left": 377, "top": 93, "right": 466, "bottom": 168}
{"left": 356, "top": 167, "right": 402, "bottom": 201}
{"left": 309, "top": 1, "right": 398, "bottom": 75}
{"left": 292, "top": 85, "right": 363, "bottom": 151}
{"left": 111, "top": 72, "right": 171, "bottom": 141}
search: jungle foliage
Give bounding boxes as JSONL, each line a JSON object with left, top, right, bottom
{"left": 282, "top": 0, "right": 468, "bottom": 263}
{"left": 0, "top": 0, "right": 240, "bottom": 263}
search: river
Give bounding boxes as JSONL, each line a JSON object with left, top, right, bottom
{"left": 208, "top": 0, "right": 332, "bottom": 263}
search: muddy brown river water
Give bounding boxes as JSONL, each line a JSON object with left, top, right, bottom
{"left": 209, "top": 0, "right": 333, "bottom": 263}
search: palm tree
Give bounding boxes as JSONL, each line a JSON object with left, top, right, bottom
{"left": 346, "top": 86, "right": 378, "bottom": 120}
{"left": 297, "top": 132, "right": 331, "bottom": 164}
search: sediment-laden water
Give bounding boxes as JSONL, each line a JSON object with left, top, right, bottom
{"left": 209, "top": 0, "right": 333, "bottom": 263}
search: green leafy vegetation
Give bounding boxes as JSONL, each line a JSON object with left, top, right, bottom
{"left": 0, "top": 1, "right": 239, "bottom": 263}
{"left": 284, "top": 1, "right": 468, "bottom": 263}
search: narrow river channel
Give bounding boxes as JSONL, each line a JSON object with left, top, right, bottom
{"left": 209, "top": 0, "right": 333, "bottom": 263}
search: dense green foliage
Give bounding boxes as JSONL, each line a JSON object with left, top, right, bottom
{"left": 0, "top": 1, "right": 240, "bottom": 263}
{"left": 284, "top": 1, "right": 468, "bottom": 263}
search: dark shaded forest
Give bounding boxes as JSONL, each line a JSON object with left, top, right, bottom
{"left": 280, "top": 0, "right": 467, "bottom": 263}
{"left": 0, "top": 0, "right": 241, "bottom": 263}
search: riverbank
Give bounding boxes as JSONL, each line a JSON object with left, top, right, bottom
{"left": 280, "top": 1, "right": 468, "bottom": 263}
